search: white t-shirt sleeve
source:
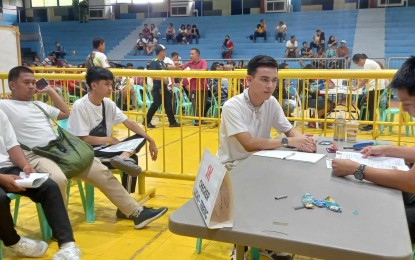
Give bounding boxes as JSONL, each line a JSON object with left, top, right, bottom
{"left": 271, "top": 98, "right": 293, "bottom": 134}
{"left": 35, "top": 101, "right": 61, "bottom": 120}
{"left": 105, "top": 98, "right": 127, "bottom": 125}
{"left": 67, "top": 101, "right": 93, "bottom": 137}
{"left": 0, "top": 110, "right": 19, "bottom": 150}
{"left": 221, "top": 103, "right": 248, "bottom": 137}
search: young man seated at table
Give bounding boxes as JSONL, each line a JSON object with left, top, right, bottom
{"left": 217, "top": 55, "right": 316, "bottom": 260}
{"left": 0, "top": 110, "right": 80, "bottom": 259}
{"left": 332, "top": 56, "right": 415, "bottom": 242}
{"left": 67, "top": 66, "right": 158, "bottom": 191}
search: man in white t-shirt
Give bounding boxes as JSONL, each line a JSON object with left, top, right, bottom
{"left": 68, "top": 67, "right": 157, "bottom": 180}
{"left": 0, "top": 66, "right": 167, "bottom": 230}
{"left": 218, "top": 55, "right": 316, "bottom": 166}
{"left": 285, "top": 35, "right": 298, "bottom": 58}
{"left": 219, "top": 56, "right": 316, "bottom": 260}
{"left": 85, "top": 37, "right": 110, "bottom": 68}
{"left": 0, "top": 110, "right": 81, "bottom": 259}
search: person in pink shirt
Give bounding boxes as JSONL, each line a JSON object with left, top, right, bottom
{"left": 181, "top": 48, "right": 208, "bottom": 126}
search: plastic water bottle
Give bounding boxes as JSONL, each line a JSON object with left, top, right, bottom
{"left": 333, "top": 111, "right": 346, "bottom": 142}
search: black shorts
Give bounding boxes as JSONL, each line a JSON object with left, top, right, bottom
{"left": 136, "top": 45, "right": 144, "bottom": 50}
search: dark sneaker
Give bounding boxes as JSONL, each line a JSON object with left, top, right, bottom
{"left": 110, "top": 156, "right": 142, "bottom": 177}
{"left": 361, "top": 125, "right": 373, "bottom": 131}
{"left": 261, "top": 250, "right": 292, "bottom": 260}
{"left": 116, "top": 209, "right": 133, "bottom": 220}
{"left": 142, "top": 121, "right": 156, "bottom": 128}
{"left": 169, "top": 122, "right": 181, "bottom": 127}
{"left": 133, "top": 206, "right": 168, "bottom": 229}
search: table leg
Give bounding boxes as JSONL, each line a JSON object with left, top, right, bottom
{"left": 236, "top": 244, "right": 245, "bottom": 260}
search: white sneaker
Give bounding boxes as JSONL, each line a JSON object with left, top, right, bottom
{"left": 7, "top": 236, "right": 48, "bottom": 257}
{"left": 52, "top": 244, "right": 81, "bottom": 260}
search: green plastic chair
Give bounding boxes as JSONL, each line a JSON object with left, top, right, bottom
{"left": 173, "top": 87, "right": 193, "bottom": 116}
{"left": 1, "top": 193, "right": 52, "bottom": 259}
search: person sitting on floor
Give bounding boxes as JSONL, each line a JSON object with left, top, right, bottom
{"left": 0, "top": 109, "right": 81, "bottom": 259}
{"left": 0, "top": 66, "right": 168, "bottom": 229}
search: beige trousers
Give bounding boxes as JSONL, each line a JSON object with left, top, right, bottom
{"left": 25, "top": 152, "right": 140, "bottom": 216}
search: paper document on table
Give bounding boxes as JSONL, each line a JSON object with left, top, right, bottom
{"left": 253, "top": 150, "right": 297, "bottom": 159}
{"left": 15, "top": 172, "right": 50, "bottom": 188}
{"left": 334, "top": 151, "right": 407, "bottom": 169}
{"left": 254, "top": 150, "right": 325, "bottom": 163}
{"left": 99, "top": 138, "right": 145, "bottom": 153}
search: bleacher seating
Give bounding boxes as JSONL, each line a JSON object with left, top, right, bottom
{"left": 16, "top": 9, "right": 361, "bottom": 68}
{"left": 385, "top": 7, "right": 415, "bottom": 68}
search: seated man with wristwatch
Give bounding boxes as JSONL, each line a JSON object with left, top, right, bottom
{"left": 332, "top": 56, "right": 415, "bottom": 243}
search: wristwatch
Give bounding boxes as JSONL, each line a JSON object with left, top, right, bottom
{"left": 354, "top": 164, "right": 366, "bottom": 181}
{"left": 281, "top": 137, "right": 289, "bottom": 148}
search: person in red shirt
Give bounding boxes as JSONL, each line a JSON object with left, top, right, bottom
{"left": 221, "top": 35, "right": 234, "bottom": 59}
{"left": 181, "top": 48, "right": 208, "bottom": 126}
{"left": 142, "top": 24, "right": 150, "bottom": 39}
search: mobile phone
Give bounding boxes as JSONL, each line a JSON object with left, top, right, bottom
{"left": 36, "top": 78, "right": 49, "bottom": 90}
{"left": 318, "top": 141, "right": 332, "bottom": 145}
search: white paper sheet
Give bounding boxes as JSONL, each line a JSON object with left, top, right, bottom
{"left": 16, "top": 172, "right": 50, "bottom": 188}
{"left": 99, "top": 138, "right": 145, "bottom": 153}
{"left": 333, "top": 151, "right": 407, "bottom": 169}
{"left": 253, "top": 150, "right": 326, "bottom": 163}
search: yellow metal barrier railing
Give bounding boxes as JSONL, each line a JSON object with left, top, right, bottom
{"left": 1, "top": 69, "right": 413, "bottom": 193}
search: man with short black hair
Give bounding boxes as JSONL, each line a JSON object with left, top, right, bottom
{"left": 332, "top": 56, "right": 415, "bottom": 242}
{"left": 41, "top": 53, "right": 56, "bottom": 67}
{"left": 182, "top": 48, "right": 208, "bottom": 126}
{"left": 285, "top": 35, "right": 298, "bottom": 58}
{"left": 0, "top": 66, "right": 168, "bottom": 230}
{"left": 85, "top": 37, "right": 110, "bottom": 68}
{"left": 144, "top": 44, "right": 180, "bottom": 128}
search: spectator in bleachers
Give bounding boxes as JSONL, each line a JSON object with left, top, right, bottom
{"left": 165, "top": 23, "right": 176, "bottom": 44}
{"left": 313, "top": 47, "right": 327, "bottom": 69}
{"left": 185, "top": 24, "right": 192, "bottom": 43}
{"left": 85, "top": 37, "right": 110, "bottom": 68}
{"left": 52, "top": 41, "right": 66, "bottom": 59}
{"left": 310, "top": 29, "right": 321, "bottom": 52}
{"left": 144, "top": 44, "right": 180, "bottom": 128}
{"left": 79, "top": 0, "right": 88, "bottom": 23}
{"left": 150, "top": 23, "right": 160, "bottom": 39}
{"left": 275, "top": 20, "right": 287, "bottom": 43}
{"left": 352, "top": 53, "right": 383, "bottom": 131}
{"left": 121, "top": 63, "right": 137, "bottom": 110}
{"left": 182, "top": 48, "right": 208, "bottom": 126}
{"left": 142, "top": 24, "right": 150, "bottom": 39}
{"left": 41, "top": 53, "right": 56, "bottom": 67}
{"left": 319, "top": 31, "right": 326, "bottom": 52}
{"left": 206, "top": 62, "right": 228, "bottom": 115}
{"left": 285, "top": 35, "right": 298, "bottom": 58}
{"left": 171, "top": 52, "right": 182, "bottom": 68}
{"left": 300, "top": 41, "right": 313, "bottom": 67}
{"left": 189, "top": 24, "right": 200, "bottom": 44}
{"left": 134, "top": 33, "right": 148, "bottom": 55}
{"left": 33, "top": 55, "right": 41, "bottom": 66}
{"left": 221, "top": 35, "right": 234, "bottom": 59}
{"left": 0, "top": 110, "right": 81, "bottom": 259}
{"left": 145, "top": 35, "right": 158, "bottom": 55}
{"left": 176, "top": 24, "right": 187, "bottom": 44}
{"left": 253, "top": 19, "right": 267, "bottom": 42}
{"left": 336, "top": 40, "right": 350, "bottom": 69}
{"left": 326, "top": 35, "right": 338, "bottom": 68}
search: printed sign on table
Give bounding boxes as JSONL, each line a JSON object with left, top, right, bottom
{"left": 193, "top": 149, "right": 233, "bottom": 229}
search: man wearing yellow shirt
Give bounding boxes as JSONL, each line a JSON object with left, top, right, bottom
{"left": 253, "top": 19, "right": 267, "bottom": 42}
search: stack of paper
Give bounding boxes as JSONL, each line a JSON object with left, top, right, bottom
{"left": 333, "top": 151, "right": 408, "bottom": 170}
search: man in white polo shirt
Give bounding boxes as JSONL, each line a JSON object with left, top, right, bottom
{"left": 85, "top": 37, "right": 110, "bottom": 68}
